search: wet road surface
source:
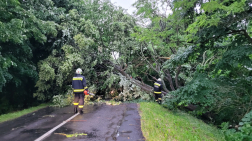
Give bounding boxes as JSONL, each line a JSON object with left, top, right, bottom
{"left": 0, "top": 106, "right": 75, "bottom": 141}
{"left": 117, "top": 104, "right": 145, "bottom": 141}
{"left": 0, "top": 103, "right": 145, "bottom": 141}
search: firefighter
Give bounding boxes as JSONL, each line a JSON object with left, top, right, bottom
{"left": 72, "top": 68, "right": 89, "bottom": 114}
{"left": 154, "top": 78, "right": 163, "bottom": 104}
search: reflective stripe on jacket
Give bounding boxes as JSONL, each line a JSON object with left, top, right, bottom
{"left": 154, "top": 81, "right": 162, "bottom": 94}
{"left": 72, "top": 74, "right": 88, "bottom": 93}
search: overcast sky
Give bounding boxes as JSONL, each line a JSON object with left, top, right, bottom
{"left": 110, "top": 0, "right": 136, "bottom": 15}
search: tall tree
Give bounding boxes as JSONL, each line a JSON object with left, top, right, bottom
{"left": 162, "top": 0, "right": 252, "bottom": 124}
{"left": 0, "top": 0, "right": 60, "bottom": 113}
{"left": 34, "top": 0, "right": 140, "bottom": 100}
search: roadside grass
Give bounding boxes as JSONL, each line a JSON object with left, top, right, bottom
{"left": 139, "top": 102, "right": 225, "bottom": 141}
{"left": 0, "top": 103, "right": 51, "bottom": 123}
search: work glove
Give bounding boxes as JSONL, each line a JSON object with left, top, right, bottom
{"left": 84, "top": 90, "right": 89, "bottom": 95}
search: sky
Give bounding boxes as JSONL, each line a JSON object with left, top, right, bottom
{"left": 110, "top": 0, "right": 173, "bottom": 17}
{"left": 110, "top": 0, "right": 136, "bottom": 15}
{"left": 109, "top": 0, "right": 136, "bottom": 60}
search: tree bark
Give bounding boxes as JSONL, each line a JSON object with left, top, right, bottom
{"left": 175, "top": 65, "right": 181, "bottom": 89}
{"left": 112, "top": 63, "right": 169, "bottom": 95}
{"left": 165, "top": 70, "right": 175, "bottom": 91}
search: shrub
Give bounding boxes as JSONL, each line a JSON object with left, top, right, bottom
{"left": 114, "top": 74, "right": 152, "bottom": 102}
{"left": 52, "top": 88, "right": 74, "bottom": 107}
{"left": 163, "top": 73, "right": 252, "bottom": 124}
{"left": 221, "top": 110, "right": 252, "bottom": 141}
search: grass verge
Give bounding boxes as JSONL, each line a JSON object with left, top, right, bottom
{"left": 0, "top": 103, "right": 51, "bottom": 123}
{"left": 139, "top": 102, "right": 225, "bottom": 141}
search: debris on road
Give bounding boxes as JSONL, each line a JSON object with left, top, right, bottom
{"left": 54, "top": 133, "right": 87, "bottom": 138}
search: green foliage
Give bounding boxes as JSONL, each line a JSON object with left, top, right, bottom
{"left": 216, "top": 45, "right": 252, "bottom": 70}
{"left": 165, "top": 46, "right": 194, "bottom": 66}
{"left": 0, "top": 4, "right": 251, "bottom": 141}
{"left": 163, "top": 73, "right": 217, "bottom": 111}
{"left": 105, "top": 99, "right": 122, "bottom": 105}
{"left": 186, "top": 0, "right": 247, "bottom": 41}
{"left": 52, "top": 88, "right": 74, "bottom": 107}
{"left": 114, "top": 74, "right": 152, "bottom": 102}
{"left": 52, "top": 95, "right": 66, "bottom": 107}
{"left": 0, "top": 0, "right": 138, "bottom": 114}
{"left": 0, "top": 0, "right": 62, "bottom": 114}
{"left": 221, "top": 110, "right": 252, "bottom": 141}
{"left": 34, "top": 0, "right": 138, "bottom": 102}
{"left": 163, "top": 72, "right": 252, "bottom": 124}
{"left": 101, "top": 72, "right": 120, "bottom": 90}
{"left": 147, "top": 0, "right": 252, "bottom": 133}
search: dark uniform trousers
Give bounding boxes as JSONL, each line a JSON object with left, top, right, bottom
{"left": 73, "top": 93, "right": 85, "bottom": 112}
{"left": 155, "top": 93, "right": 162, "bottom": 102}
{"left": 72, "top": 74, "right": 88, "bottom": 113}
{"left": 154, "top": 81, "right": 162, "bottom": 103}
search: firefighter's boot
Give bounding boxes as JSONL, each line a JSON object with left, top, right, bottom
{"left": 74, "top": 107, "right": 77, "bottom": 113}
{"left": 78, "top": 105, "right": 84, "bottom": 114}
{"left": 78, "top": 94, "right": 84, "bottom": 115}
{"left": 73, "top": 102, "right": 79, "bottom": 114}
{"left": 79, "top": 110, "right": 83, "bottom": 114}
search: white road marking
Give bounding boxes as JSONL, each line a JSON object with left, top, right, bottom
{"left": 34, "top": 113, "right": 79, "bottom": 141}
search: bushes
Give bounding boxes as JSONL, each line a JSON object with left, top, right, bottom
{"left": 221, "top": 110, "right": 252, "bottom": 141}
{"left": 52, "top": 88, "right": 74, "bottom": 107}
{"left": 114, "top": 74, "right": 153, "bottom": 102}
{"left": 163, "top": 73, "right": 252, "bottom": 124}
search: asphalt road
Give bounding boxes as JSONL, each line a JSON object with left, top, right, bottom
{"left": 0, "top": 103, "right": 145, "bottom": 141}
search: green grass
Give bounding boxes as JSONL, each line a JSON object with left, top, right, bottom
{"left": 139, "top": 102, "right": 225, "bottom": 141}
{"left": 0, "top": 103, "right": 51, "bottom": 123}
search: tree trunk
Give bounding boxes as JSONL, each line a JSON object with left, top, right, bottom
{"left": 165, "top": 70, "right": 175, "bottom": 91}
{"left": 112, "top": 63, "right": 169, "bottom": 95}
{"left": 175, "top": 65, "right": 181, "bottom": 89}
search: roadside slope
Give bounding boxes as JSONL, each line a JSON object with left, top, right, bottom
{"left": 139, "top": 102, "right": 225, "bottom": 141}
{"left": 0, "top": 103, "right": 51, "bottom": 123}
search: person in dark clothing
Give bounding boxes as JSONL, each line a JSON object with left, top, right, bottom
{"left": 135, "top": 75, "right": 142, "bottom": 82}
{"left": 154, "top": 78, "right": 163, "bottom": 104}
{"left": 72, "top": 68, "right": 88, "bottom": 114}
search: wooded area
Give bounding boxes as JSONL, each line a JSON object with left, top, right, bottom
{"left": 0, "top": 0, "right": 251, "bottom": 140}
